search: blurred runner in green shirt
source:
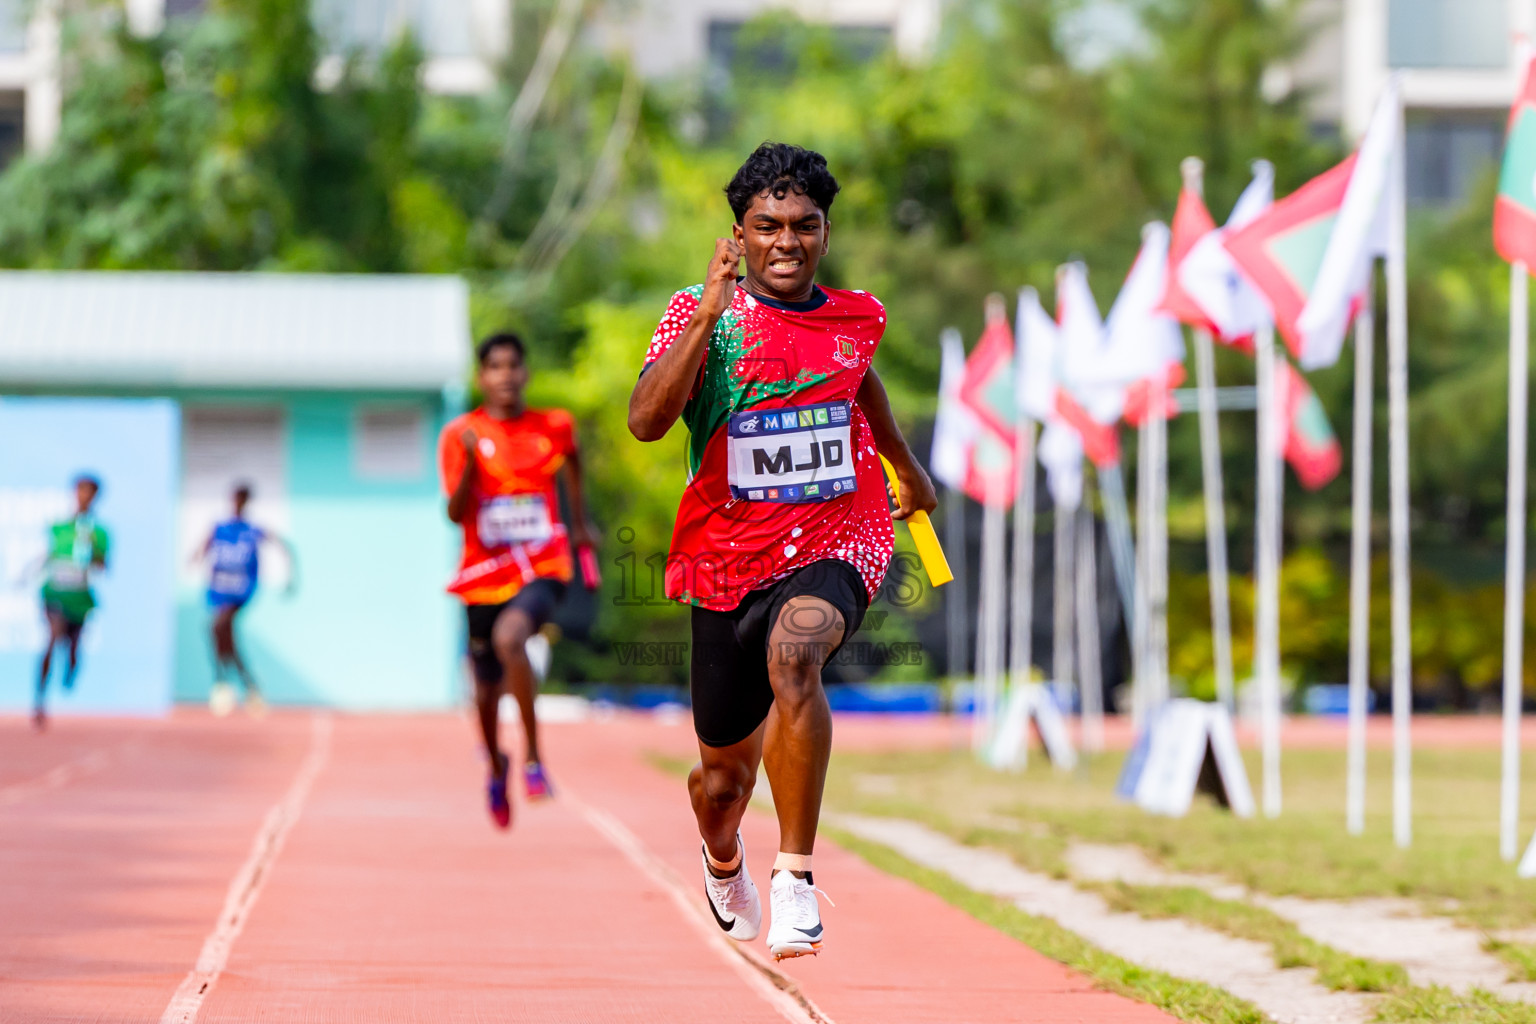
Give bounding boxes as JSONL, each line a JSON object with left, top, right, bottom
{"left": 34, "top": 475, "right": 109, "bottom": 731}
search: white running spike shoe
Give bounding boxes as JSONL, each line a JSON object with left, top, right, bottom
{"left": 208, "top": 682, "right": 237, "bottom": 718}
{"left": 767, "top": 870, "right": 830, "bottom": 960}
{"left": 702, "top": 834, "right": 761, "bottom": 941}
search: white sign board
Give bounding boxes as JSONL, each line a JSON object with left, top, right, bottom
{"left": 986, "top": 682, "right": 1078, "bottom": 772}
{"left": 1518, "top": 829, "right": 1536, "bottom": 879}
{"left": 1118, "top": 698, "right": 1254, "bottom": 818}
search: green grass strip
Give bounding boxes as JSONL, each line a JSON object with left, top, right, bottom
{"left": 1092, "top": 882, "right": 1407, "bottom": 994}
{"left": 1372, "top": 985, "right": 1536, "bottom": 1023}
{"left": 826, "top": 827, "right": 1272, "bottom": 1024}
{"left": 1486, "top": 939, "right": 1536, "bottom": 984}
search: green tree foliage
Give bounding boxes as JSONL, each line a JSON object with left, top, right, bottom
{"left": 1, "top": 0, "right": 1526, "bottom": 694}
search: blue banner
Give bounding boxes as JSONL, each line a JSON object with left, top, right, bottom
{"left": 0, "top": 398, "right": 179, "bottom": 715}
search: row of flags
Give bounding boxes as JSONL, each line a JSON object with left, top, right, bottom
{"left": 931, "top": 77, "right": 1424, "bottom": 509}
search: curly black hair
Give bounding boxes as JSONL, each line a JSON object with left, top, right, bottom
{"left": 724, "top": 142, "right": 841, "bottom": 223}
{"left": 476, "top": 332, "right": 526, "bottom": 366}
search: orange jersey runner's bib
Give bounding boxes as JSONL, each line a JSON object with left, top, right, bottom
{"left": 439, "top": 407, "right": 576, "bottom": 605}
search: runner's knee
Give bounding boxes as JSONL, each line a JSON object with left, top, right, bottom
{"left": 490, "top": 611, "right": 535, "bottom": 663}
{"left": 700, "top": 760, "right": 755, "bottom": 810}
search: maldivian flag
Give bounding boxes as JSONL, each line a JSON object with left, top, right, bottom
{"left": 1495, "top": 54, "right": 1536, "bottom": 267}
{"left": 1226, "top": 78, "right": 1401, "bottom": 370}
{"left": 957, "top": 316, "right": 1019, "bottom": 506}
{"left": 1053, "top": 263, "right": 1122, "bottom": 467}
{"left": 1161, "top": 184, "right": 1219, "bottom": 336}
{"left": 1275, "top": 359, "right": 1343, "bottom": 490}
{"left": 1174, "top": 161, "right": 1275, "bottom": 353}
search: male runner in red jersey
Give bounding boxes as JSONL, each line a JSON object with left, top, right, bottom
{"left": 629, "top": 143, "right": 936, "bottom": 958}
{"left": 441, "top": 333, "right": 596, "bottom": 829}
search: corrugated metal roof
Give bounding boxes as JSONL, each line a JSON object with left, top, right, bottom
{"left": 0, "top": 271, "right": 471, "bottom": 390}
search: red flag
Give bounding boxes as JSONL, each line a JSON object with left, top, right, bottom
{"left": 1121, "top": 363, "right": 1188, "bottom": 427}
{"left": 1224, "top": 156, "right": 1358, "bottom": 362}
{"left": 1054, "top": 390, "right": 1121, "bottom": 468}
{"left": 1160, "top": 186, "right": 1220, "bottom": 335}
{"left": 957, "top": 317, "right": 1019, "bottom": 505}
{"left": 1495, "top": 55, "right": 1536, "bottom": 268}
{"left": 1275, "top": 360, "right": 1343, "bottom": 490}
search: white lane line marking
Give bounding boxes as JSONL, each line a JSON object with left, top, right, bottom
{"left": 159, "top": 714, "right": 332, "bottom": 1024}
{"left": 566, "top": 791, "right": 834, "bottom": 1024}
{"left": 0, "top": 738, "right": 142, "bottom": 808}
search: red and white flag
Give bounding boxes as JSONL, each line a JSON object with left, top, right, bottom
{"left": 1170, "top": 161, "right": 1274, "bottom": 353}
{"left": 1106, "top": 222, "right": 1187, "bottom": 425}
{"left": 930, "top": 327, "right": 977, "bottom": 493}
{"left": 1273, "top": 358, "right": 1344, "bottom": 490}
{"left": 1053, "top": 263, "right": 1123, "bottom": 468}
{"left": 1226, "top": 80, "right": 1401, "bottom": 370}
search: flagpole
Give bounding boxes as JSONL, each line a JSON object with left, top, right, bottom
{"left": 1346, "top": 295, "right": 1376, "bottom": 836}
{"left": 1256, "top": 322, "right": 1283, "bottom": 817}
{"left": 1134, "top": 418, "right": 1153, "bottom": 728}
{"left": 1097, "top": 464, "right": 1137, "bottom": 636}
{"left": 976, "top": 498, "right": 1008, "bottom": 751}
{"left": 1504, "top": 260, "right": 1529, "bottom": 861}
{"left": 1152, "top": 399, "right": 1171, "bottom": 711}
{"left": 1387, "top": 95, "right": 1413, "bottom": 849}
{"left": 1077, "top": 500, "right": 1104, "bottom": 752}
{"left": 1054, "top": 496, "right": 1077, "bottom": 695}
{"left": 945, "top": 485, "right": 969, "bottom": 682}
{"left": 1011, "top": 289, "right": 1041, "bottom": 713}
{"left": 1181, "top": 158, "right": 1238, "bottom": 712}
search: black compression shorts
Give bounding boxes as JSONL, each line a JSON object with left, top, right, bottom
{"left": 466, "top": 578, "right": 567, "bottom": 686}
{"left": 690, "top": 559, "right": 869, "bottom": 748}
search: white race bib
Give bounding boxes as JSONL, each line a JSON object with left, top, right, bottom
{"left": 727, "top": 402, "right": 857, "bottom": 504}
{"left": 477, "top": 494, "right": 553, "bottom": 547}
{"left": 47, "top": 563, "right": 88, "bottom": 590}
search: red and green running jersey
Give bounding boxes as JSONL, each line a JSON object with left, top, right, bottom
{"left": 643, "top": 283, "right": 895, "bottom": 611}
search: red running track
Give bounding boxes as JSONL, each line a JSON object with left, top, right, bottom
{"left": 1, "top": 709, "right": 1181, "bottom": 1024}
{"left": 7, "top": 708, "right": 1526, "bottom": 1023}
{"left": 3, "top": 712, "right": 1173, "bottom": 1024}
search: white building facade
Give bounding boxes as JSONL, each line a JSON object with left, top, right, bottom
{"left": 0, "top": 0, "right": 936, "bottom": 162}
{"left": 1332, "top": 0, "right": 1531, "bottom": 203}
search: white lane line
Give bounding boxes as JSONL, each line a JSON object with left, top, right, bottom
{"left": 566, "top": 791, "right": 835, "bottom": 1024}
{"left": 159, "top": 714, "right": 332, "bottom": 1024}
{"left": 0, "top": 738, "right": 141, "bottom": 808}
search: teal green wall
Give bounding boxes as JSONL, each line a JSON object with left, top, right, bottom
{"left": 173, "top": 391, "right": 460, "bottom": 710}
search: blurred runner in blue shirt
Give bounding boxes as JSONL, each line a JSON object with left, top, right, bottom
{"left": 193, "top": 483, "right": 296, "bottom": 717}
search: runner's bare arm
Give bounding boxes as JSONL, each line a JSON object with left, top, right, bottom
{"left": 267, "top": 533, "right": 300, "bottom": 597}
{"left": 446, "top": 428, "right": 478, "bottom": 524}
{"left": 857, "top": 368, "right": 938, "bottom": 521}
{"left": 628, "top": 238, "right": 741, "bottom": 441}
{"left": 558, "top": 450, "right": 597, "bottom": 550}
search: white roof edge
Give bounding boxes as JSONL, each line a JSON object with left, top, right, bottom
{"left": 0, "top": 270, "right": 473, "bottom": 392}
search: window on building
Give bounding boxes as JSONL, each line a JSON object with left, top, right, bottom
{"left": 0, "top": 0, "right": 25, "bottom": 53}
{"left": 1388, "top": 0, "right": 1505, "bottom": 69}
{"left": 311, "top": 0, "right": 474, "bottom": 58}
{"left": 1405, "top": 114, "right": 1502, "bottom": 205}
{"left": 353, "top": 406, "right": 425, "bottom": 481}
{"left": 0, "top": 91, "right": 23, "bottom": 171}
{"left": 704, "top": 17, "right": 892, "bottom": 137}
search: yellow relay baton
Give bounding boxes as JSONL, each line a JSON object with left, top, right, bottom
{"left": 879, "top": 455, "right": 954, "bottom": 587}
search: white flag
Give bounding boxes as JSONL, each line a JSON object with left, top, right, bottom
{"left": 1295, "top": 76, "right": 1402, "bottom": 370}
{"left": 1016, "top": 287, "right": 1058, "bottom": 421}
{"left": 1178, "top": 161, "right": 1274, "bottom": 345}
{"left": 1105, "top": 222, "right": 1186, "bottom": 382}
{"left": 930, "top": 327, "right": 977, "bottom": 491}
{"left": 1038, "top": 417, "right": 1084, "bottom": 510}
{"left": 1057, "top": 262, "right": 1123, "bottom": 424}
